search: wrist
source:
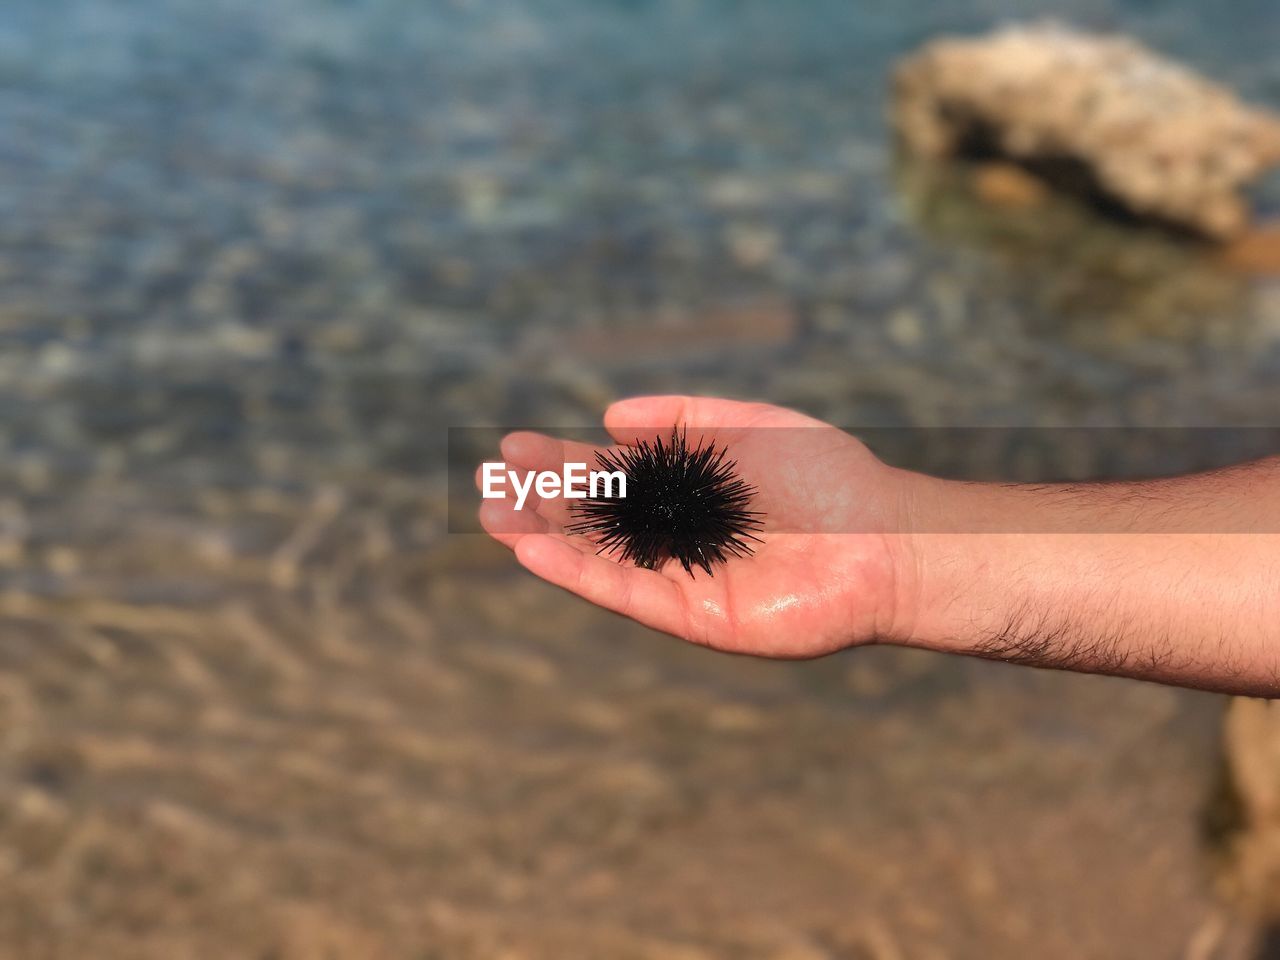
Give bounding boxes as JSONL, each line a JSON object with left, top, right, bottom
{"left": 884, "top": 471, "right": 997, "bottom": 652}
{"left": 885, "top": 471, "right": 1086, "bottom": 655}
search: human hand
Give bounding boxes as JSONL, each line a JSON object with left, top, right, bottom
{"left": 477, "top": 396, "right": 917, "bottom": 658}
{"left": 480, "top": 400, "right": 1280, "bottom": 692}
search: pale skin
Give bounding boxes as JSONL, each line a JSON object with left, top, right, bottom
{"left": 478, "top": 396, "right": 1280, "bottom": 697}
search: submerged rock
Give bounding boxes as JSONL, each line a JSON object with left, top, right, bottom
{"left": 1220, "top": 224, "right": 1280, "bottom": 275}
{"left": 892, "top": 154, "right": 1250, "bottom": 336}
{"left": 971, "top": 161, "right": 1049, "bottom": 209}
{"left": 892, "top": 23, "right": 1280, "bottom": 238}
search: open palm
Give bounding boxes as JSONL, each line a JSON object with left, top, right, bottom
{"left": 478, "top": 396, "right": 912, "bottom": 658}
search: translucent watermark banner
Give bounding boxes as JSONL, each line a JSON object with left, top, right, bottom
{"left": 448, "top": 426, "right": 1280, "bottom": 535}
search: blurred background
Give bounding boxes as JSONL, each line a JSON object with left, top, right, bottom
{"left": 3, "top": 0, "right": 1280, "bottom": 957}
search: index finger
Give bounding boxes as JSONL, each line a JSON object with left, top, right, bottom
{"left": 603, "top": 395, "right": 777, "bottom": 444}
{"left": 498, "top": 431, "right": 612, "bottom": 529}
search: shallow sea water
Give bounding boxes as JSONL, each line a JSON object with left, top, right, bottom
{"left": 3, "top": 0, "right": 1280, "bottom": 956}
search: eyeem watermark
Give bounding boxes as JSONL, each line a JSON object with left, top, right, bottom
{"left": 451, "top": 426, "right": 1280, "bottom": 534}
{"left": 481, "top": 462, "right": 626, "bottom": 510}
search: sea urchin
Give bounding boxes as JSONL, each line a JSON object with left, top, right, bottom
{"left": 567, "top": 428, "right": 764, "bottom": 578}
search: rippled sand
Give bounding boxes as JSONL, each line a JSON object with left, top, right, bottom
{"left": 0, "top": 521, "right": 1251, "bottom": 958}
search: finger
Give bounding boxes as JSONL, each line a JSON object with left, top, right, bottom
{"left": 474, "top": 460, "right": 506, "bottom": 490}
{"left": 475, "top": 460, "right": 566, "bottom": 532}
{"left": 478, "top": 496, "right": 548, "bottom": 549}
{"left": 501, "top": 431, "right": 602, "bottom": 474}
{"left": 603, "top": 395, "right": 778, "bottom": 444}
{"left": 500, "top": 432, "right": 609, "bottom": 528}
{"left": 515, "top": 534, "right": 689, "bottom": 639}
{"left": 602, "top": 397, "right": 690, "bottom": 445}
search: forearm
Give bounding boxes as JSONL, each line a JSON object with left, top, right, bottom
{"left": 892, "top": 458, "right": 1280, "bottom": 694}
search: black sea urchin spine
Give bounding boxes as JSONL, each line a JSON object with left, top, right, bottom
{"left": 567, "top": 428, "right": 764, "bottom": 578}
